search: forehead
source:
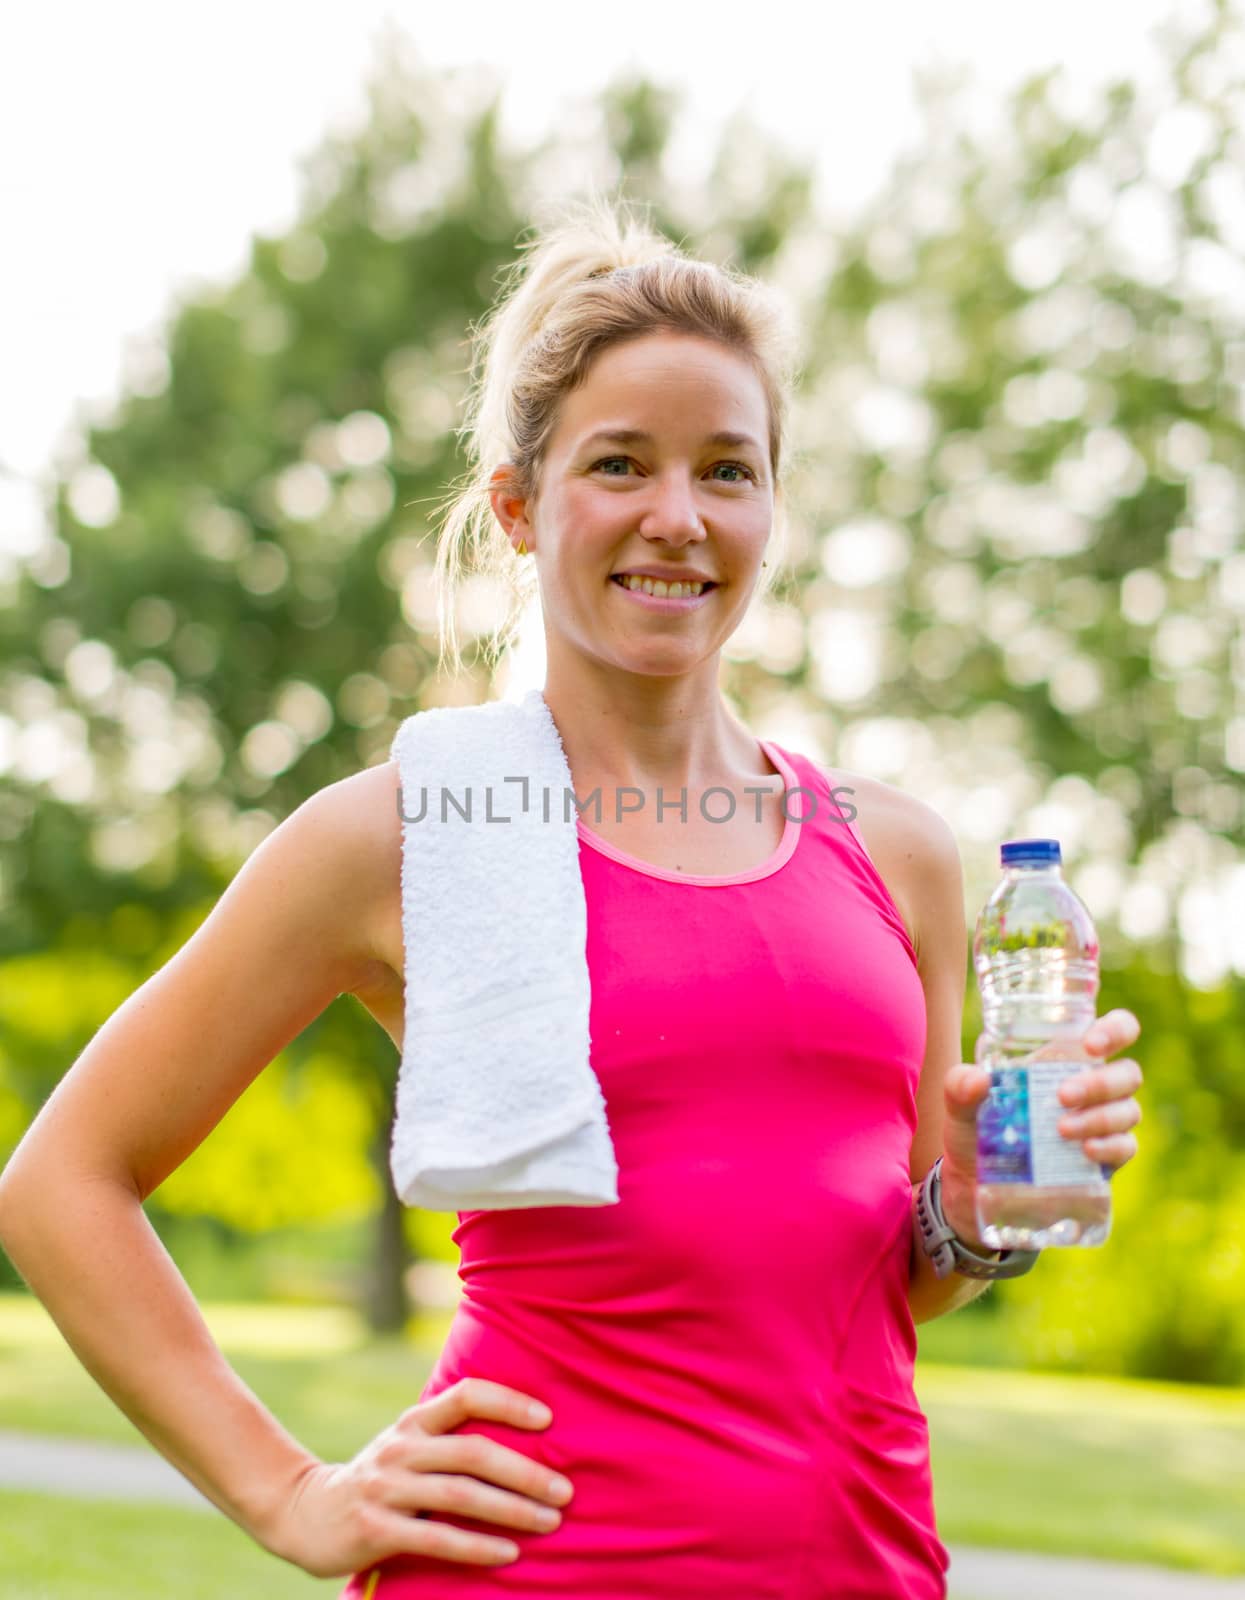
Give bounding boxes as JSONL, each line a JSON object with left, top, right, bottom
{"left": 577, "top": 425, "right": 763, "bottom": 454}
{"left": 556, "top": 332, "right": 767, "bottom": 448}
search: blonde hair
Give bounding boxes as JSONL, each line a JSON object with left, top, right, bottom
{"left": 428, "top": 188, "right": 803, "bottom": 678}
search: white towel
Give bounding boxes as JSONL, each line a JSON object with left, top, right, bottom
{"left": 388, "top": 687, "right": 619, "bottom": 1211}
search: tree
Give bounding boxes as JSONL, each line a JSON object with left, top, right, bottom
{"left": 0, "top": 33, "right": 819, "bottom": 1331}
{"left": 749, "top": 0, "right": 1245, "bottom": 1379}
{"left": 3, "top": 6, "right": 1242, "bottom": 1375}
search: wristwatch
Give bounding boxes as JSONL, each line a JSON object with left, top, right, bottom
{"left": 915, "top": 1157, "right": 1042, "bottom": 1280}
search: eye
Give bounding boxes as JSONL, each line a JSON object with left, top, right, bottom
{"left": 590, "top": 457, "right": 757, "bottom": 483}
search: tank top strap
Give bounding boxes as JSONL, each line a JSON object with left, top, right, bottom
{"left": 770, "top": 743, "right": 919, "bottom": 970}
{"left": 774, "top": 745, "right": 867, "bottom": 853}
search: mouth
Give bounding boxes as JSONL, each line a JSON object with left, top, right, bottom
{"left": 609, "top": 574, "right": 718, "bottom": 612}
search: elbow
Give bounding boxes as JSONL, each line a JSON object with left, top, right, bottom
{"left": 0, "top": 1155, "right": 24, "bottom": 1241}
{"left": 0, "top": 1145, "right": 73, "bottom": 1251}
{"left": 0, "top": 1175, "right": 31, "bottom": 1272}
{"left": 0, "top": 1116, "right": 52, "bottom": 1242}
{"left": 0, "top": 1154, "right": 41, "bottom": 1252}
{"left": 0, "top": 1150, "right": 138, "bottom": 1281}
{"left": 0, "top": 1119, "right": 142, "bottom": 1233}
{"left": 0, "top": 1119, "right": 48, "bottom": 1215}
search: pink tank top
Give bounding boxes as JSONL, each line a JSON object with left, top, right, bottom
{"left": 342, "top": 743, "right": 951, "bottom": 1599}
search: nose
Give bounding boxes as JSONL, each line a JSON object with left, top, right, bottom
{"left": 635, "top": 470, "right": 708, "bottom": 547}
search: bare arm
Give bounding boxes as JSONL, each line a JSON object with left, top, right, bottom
{"left": 0, "top": 760, "right": 401, "bottom": 1550}
{"left": 874, "top": 788, "right": 998, "bottom": 1323}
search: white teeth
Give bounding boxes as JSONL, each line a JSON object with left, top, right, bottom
{"left": 618, "top": 575, "right": 705, "bottom": 597}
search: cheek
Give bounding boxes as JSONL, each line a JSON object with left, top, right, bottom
{"left": 561, "top": 482, "right": 617, "bottom": 518}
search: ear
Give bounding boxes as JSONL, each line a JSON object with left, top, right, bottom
{"left": 488, "top": 463, "right": 535, "bottom": 549}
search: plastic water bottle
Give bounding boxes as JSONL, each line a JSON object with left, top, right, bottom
{"left": 973, "top": 837, "right": 1112, "bottom": 1250}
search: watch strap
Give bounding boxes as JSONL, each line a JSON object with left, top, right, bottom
{"left": 916, "top": 1157, "right": 1042, "bottom": 1280}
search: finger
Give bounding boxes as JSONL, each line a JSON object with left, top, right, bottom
{"left": 413, "top": 1432, "right": 573, "bottom": 1510}
{"left": 415, "top": 1379, "right": 552, "bottom": 1435}
{"left": 1058, "top": 1096, "right": 1143, "bottom": 1141}
{"left": 380, "top": 1509, "right": 521, "bottom": 1566}
{"left": 407, "top": 1468, "right": 564, "bottom": 1534}
{"left": 1083, "top": 1009, "right": 1142, "bottom": 1055}
{"left": 1078, "top": 1131, "right": 1139, "bottom": 1168}
{"left": 1059, "top": 1060, "right": 1144, "bottom": 1108}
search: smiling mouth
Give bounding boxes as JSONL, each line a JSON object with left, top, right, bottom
{"left": 609, "top": 575, "right": 719, "bottom": 595}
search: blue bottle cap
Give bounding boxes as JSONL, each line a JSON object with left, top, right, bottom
{"left": 1000, "top": 838, "right": 1062, "bottom": 866}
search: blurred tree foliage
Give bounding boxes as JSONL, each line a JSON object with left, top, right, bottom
{"left": 1, "top": 9, "right": 1243, "bottom": 1372}
{"left": 750, "top": 0, "right": 1245, "bottom": 1383}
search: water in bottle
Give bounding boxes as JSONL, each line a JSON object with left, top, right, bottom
{"left": 973, "top": 837, "right": 1112, "bottom": 1250}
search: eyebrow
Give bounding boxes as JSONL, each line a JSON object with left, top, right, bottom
{"left": 579, "top": 427, "right": 765, "bottom": 456}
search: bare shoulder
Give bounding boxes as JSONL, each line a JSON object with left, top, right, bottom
{"left": 301, "top": 757, "right": 404, "bottom": 995}
{"left": 811, "top": 762, "right": 962, "bottom": 965}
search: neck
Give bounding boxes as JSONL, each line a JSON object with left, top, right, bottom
{"left": 536, "top": 657, "right": 772, "bottom": 796}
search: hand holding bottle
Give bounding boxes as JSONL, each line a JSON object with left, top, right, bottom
{"left": 940, "top": 1007, "right": 1144, "bottom": 1250}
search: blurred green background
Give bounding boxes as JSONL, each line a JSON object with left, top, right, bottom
{"left": 2, "top": 1, "right": 1243, "bottom": 1588}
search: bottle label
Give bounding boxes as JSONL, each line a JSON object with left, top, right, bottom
{"left": 977, "top": 1061, "right": 1104, "bottom": 1186}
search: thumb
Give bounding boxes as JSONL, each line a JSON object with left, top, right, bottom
{"left": 941, "top": 1063, "right": 991, "bottom": 1173}
{"left": 945, "top": 1063, "right": 990, "bottom": 1109}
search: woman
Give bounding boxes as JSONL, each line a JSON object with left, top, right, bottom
{"left": 0, "top": 194, "right": 1143, "bottom": 1598}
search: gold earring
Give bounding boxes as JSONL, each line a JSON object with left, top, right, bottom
{"left": 516, "top": 538, "right": 528, "bottom": 556}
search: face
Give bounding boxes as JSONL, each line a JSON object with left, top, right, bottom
{"left": 489, "top": 331, "right": 774, "bottom": 681}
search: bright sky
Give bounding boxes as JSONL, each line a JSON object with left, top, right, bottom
{"left": 2, "top": 0, "right": 1179, "bottom": 509}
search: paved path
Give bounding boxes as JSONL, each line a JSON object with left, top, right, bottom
{"left": 2, "top": 1429, "right": 1243, "bottom": 1598}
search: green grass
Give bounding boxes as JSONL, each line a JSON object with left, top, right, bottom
{"left": 0, "top": 1492, "right": 1011, "bottom": 1600}
{"left": 2, "top": 1292, "right": 1243, "bottom": 1581}
{"left": 0, "top": 1491, "right": 340, "bottom": 1598}
{"left": 915, "top": 1362, "right": 1245, "bottom": 1576}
